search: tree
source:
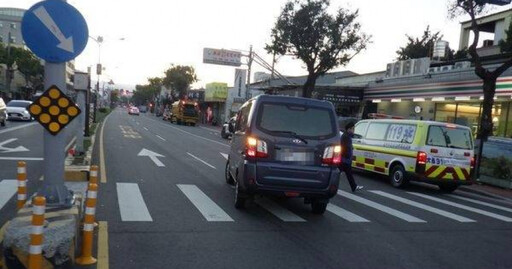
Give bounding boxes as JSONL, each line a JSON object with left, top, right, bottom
{"left": 449, "top": 0, "right": 512, "bottom": 177}
{"left": 110, "top": 89, "right": 120, "bottom": 105}
{"left": 0, "top": 44, "right": 44, "bottom": 98}
{"left": 396, "top": 26, "right": 441, "bottom": 60}
{"left": 162, "top": 65, "right": 197, "bottom": 99}
{"left": 266, "top": 0, "right": 370, "bottom": 98}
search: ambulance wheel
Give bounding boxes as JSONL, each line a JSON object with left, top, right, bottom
{"left": 390, "top": 164, "right": 408, "bottom": 188}
{"left": 438, "top": 184, "right": 458, "bottom": 193}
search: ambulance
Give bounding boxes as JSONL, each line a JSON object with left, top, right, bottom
{"left": 351, "top": 119, "right": 475, "bottom": 192}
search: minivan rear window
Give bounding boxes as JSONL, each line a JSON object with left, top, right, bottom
{"left": 256, "top": 103, "right": 335, "bottom": 139}
{"left": 7, "top": 101, "right": 30, "bottom": 108}
{"left": 427, "top": 125, "right": 473, "bottom": 150}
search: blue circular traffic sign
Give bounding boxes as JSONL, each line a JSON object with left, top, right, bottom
{"left": 22, "top": 0, "right": 89, "bottom": 63}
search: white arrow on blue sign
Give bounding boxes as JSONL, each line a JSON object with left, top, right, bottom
{"left": 21, "top": 0, "right": 89, "bottom": 63}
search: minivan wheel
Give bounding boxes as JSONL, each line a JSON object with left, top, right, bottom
{"left": 311, "top": 200, "right": 328, "bottom": 214}
{"left": 225, "top": 161, "right": 234, "bottom": 185}
{"left": 390, "top": 164, "right": 408, "bottom": 188}
{"left": 234, "top": 181, "right": 246, "bottom": 209}
{"left": 438, "top": 184, "right": 458, "bottom": 193}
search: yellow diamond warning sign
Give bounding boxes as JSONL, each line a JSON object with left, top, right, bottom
{"left": 29, "top": 85, "right": 81, "bottom": 135}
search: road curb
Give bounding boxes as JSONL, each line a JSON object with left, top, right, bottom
{"left": 459, "top": 185, "right": 512, "bottom": 202}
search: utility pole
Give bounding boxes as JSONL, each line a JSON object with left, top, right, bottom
{"left": 246, "top": 45, "right": 253, "bottom": 100}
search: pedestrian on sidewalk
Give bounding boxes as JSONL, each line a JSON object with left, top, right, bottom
{"left": 340, "top": 122, "right": 363, "bottom": 192}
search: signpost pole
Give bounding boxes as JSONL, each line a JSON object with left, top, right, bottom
{"left": 75, "top": 90, "right": 85, "bottom": 154}
{"left": 84, "top": 71, "right": 90, "bottom": 137}
{"left": 39, "top": 62, "right": 73, "bottom": 206}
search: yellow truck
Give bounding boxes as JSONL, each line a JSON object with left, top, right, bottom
{"left": 170, "top": 100, "right": 199, "bottom": 126}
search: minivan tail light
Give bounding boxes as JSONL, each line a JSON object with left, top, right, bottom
{"left": 246, "top": 137, "right": 268, "bottom": 158}
{"left": 323, "top": 145, "right": 342, "bottom": 165}
{"left": 417, "top": 151, "right": 427, "bottom": 165}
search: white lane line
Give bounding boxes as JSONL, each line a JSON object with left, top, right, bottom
{"left": 255, "top": 198, "right": 306, "bottom": 222}
{"left": 116, "top": 183, "right": 153, "bottom": 221}
{"left": 408, "top": 192, "right": 512, "bottom": 222}
{"left": 100, "top": 110, "right": 113, "bottom": 183}
{"left": 187, "top": 152, "right": 216, "bottom": 169}
{"left": 156, "top": 135, "right": 166, "bottom": 141}
{"left": 0, "top": 180, "right": 17, "bottom": 210}
{"left": 0, "top": 122, "right": 38, "bottom": 135}
{"left": 338, "top": 190, "right": 426, "bottom": 223}
{"left": 448, "top": 194, "right": 512, "bottom": 213}
{"left": 326, "top": 204, "right": 370, "bottom": 222}
{"left": 143, "top": 127, "right": 148, "bottom": 131}
{"left": 0, "top": 157, "right": 43, "bottom": 161}
{"left": 199, "top": 126, "right": 220, "bottom": 133}
{"left": 177, "top": 184, "right": 234, "bottom": 222}
{"left": 220, "top": 153, "right": 228, "bottom": 160}
{"left": 145, "top": 117, "right": 230, "bottom": 147}
{"left": 371, "top": 191, "right": 475, "bottom": 223}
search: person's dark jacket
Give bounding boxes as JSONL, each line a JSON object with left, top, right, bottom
{"left": 340, "top": 132, "right": 353, "bottom": 165}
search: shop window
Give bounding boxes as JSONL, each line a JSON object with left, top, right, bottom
{"left": 435, "top": 103, "right": 456, "bottom": 124}
{"left": 455, "top": 103, "right": 481, "bottom": 137}
{"left": 506, "top": 102, "right": 512, "bottom": 138}
{"left": 493, "top": 103, "right": 505, "bottom": 137}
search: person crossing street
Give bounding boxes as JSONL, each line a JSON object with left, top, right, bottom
{"left": 340, "top": 122, "right": 364, "bottom": 192}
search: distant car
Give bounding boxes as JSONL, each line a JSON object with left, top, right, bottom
{"left": 128, "top": 107, "right": 140, "bottom": 115}
{"left": 6, "top": 100, "right": 33, "bottom": 121}
{"left": 226, "top": 95, "right": 341, "bottom": 214}
{"left": 221, "top": 116, "right": 236, "bottom": 139}
{"left": 139, "top": 105, "right": 148, "bottom": 113}
{"left": 0, "top": 98, "right": 7, "bottom": 127}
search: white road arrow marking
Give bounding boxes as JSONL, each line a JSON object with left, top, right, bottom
{"left": 0, "top": 138, "right": 29, "bottom": 154}
{"left": 137, "top": 148, "right": 165, "bottom": 167}
{"left": 33, "top": 6, "right": 74, "bottom": 53}
{"left": 220, "top": 153, "right": 228, "bottom": 160}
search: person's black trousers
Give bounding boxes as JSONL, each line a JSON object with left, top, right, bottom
{"left": 341, "top": 163, "right": 357, "bottom": 192}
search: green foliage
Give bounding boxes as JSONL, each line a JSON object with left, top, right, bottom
{"left": 0, "top": 43, "right": 44, "bottom": 94}
{"left": 266, "top": 0, "right": 370, "bottom": 98}
{"left": 162, "top": 65, "right": 197, "bottom": 99}
{"left": 499, "top": 21, "right": 512, "bottom": 54}
{"left": 396, "top": 26, "right": 440, "bottom": 60}
{"left": 110, "top": 89, "right": 120, "bottom": 104}
{"left": 98, "top": 107, "right": 109, "bottom": 113}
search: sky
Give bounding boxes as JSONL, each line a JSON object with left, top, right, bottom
{"left": 4, "top": 0, "right": 511, "bottom": 91}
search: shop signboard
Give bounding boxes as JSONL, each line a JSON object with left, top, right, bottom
{"left": 205, "top": 82, "right": 228, "bottom": 102}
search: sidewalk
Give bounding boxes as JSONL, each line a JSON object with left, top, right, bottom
{"left": 460, "top": 182, "right": 512, "bottom": 201}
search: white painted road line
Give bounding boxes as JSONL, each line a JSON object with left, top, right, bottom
{"left": 177, "top": 184, "right": 234, "bottom": 222}
{"left": 156, "top": 135, "right": 166, "bottom": 141}
{"left": 338, "top": 190, "right": 426, "bottom": 223}
{"left": 0, "top": 180, "right": 18, "bottom": 210}
{"left": 448, "top": 194, "right": 512, "bottom": 214}
{"left": 187, "top": 152, "right": 216, "bottom": 169}
{"left": 143, "top": 127, "right": 148, "bottom": 131}
{"left": 0, "top": 122, "right": 38, "bottom": 135}
{"left": 199, "top": 126, "right": 220, "bottom": 133}
{"left": 116, "top": 183, "right": 153, "bottom": 222}
{"left": 220, "top": 153, "right": 228, "bottom": 160}
{"left": 146, "top": 117, "right": 230, "bottom": 147}
{"left": 255, "top": 198, "right": 306, "bottom": 222}
{"left": 408, "top": 192, "right": 512, "bottom": 222}
{"left": 371, "top": 191, "right": 475, "bottom": 223}
{"left": 0, "top": 157, "right": 44, "bottom": 161}
{"left": 326, "top": 204, "right": 370, "bottom": 222}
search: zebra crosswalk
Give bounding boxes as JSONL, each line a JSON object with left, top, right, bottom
{"left": 2, "top": 179, "right": 512, "bottom": 226}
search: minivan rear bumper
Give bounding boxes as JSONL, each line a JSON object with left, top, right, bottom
{"left": 240, "top": 162, "right": 341, "bottom": 199}
{"left": 407, "top": 172, "right": 473, "bottom": 186}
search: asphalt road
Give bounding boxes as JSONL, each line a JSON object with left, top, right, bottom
{"left": 0, "top": 118, "right": 78, "bottom": 230}
{"left": 93, "top": 109, "right": 512, "bottom": 269}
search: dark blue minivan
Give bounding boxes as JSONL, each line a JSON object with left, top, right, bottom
{"left": 225, "top": 95, "right": 342, "bottom": 214}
